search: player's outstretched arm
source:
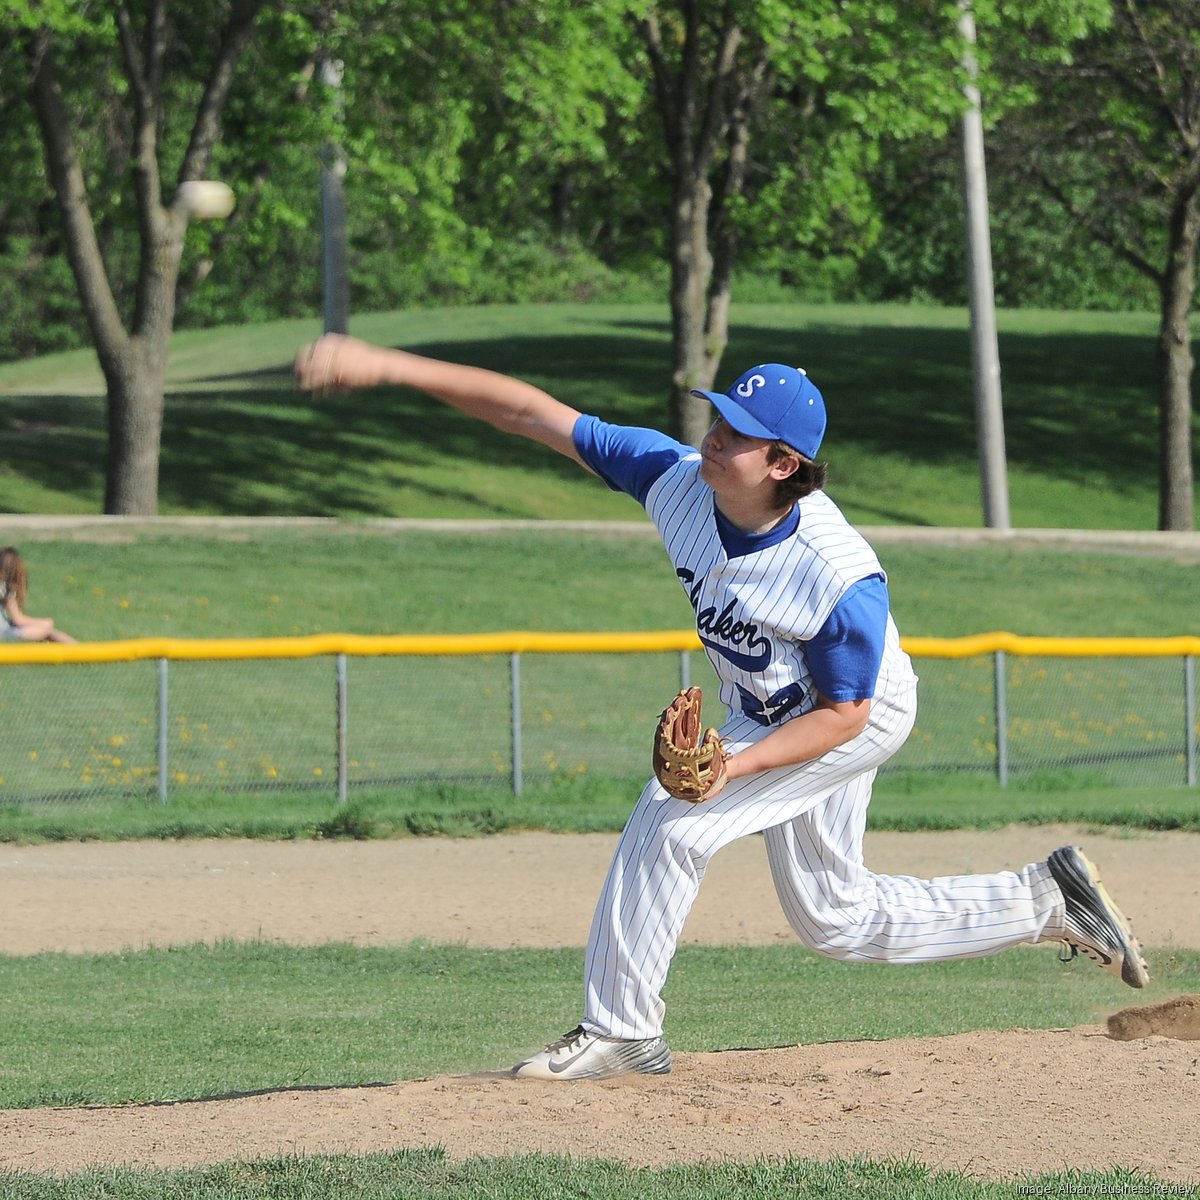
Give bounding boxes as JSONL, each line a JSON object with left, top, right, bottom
{"left": 294, "top": 333, "right": 586, "bottom": 465}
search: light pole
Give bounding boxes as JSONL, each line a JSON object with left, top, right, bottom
{"left": 959, "top": 1, "right": 1011, "bottom": 530}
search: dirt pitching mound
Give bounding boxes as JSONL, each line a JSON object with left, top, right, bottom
{"left": 2, "top": 827, "right": 1199, "bottom": 1182}
{"left": 1108, "top": 994, "right": 1200, "bottom": 1042}
{"left": 1, "top": 1028, "right": 1198, "bottom": 1182}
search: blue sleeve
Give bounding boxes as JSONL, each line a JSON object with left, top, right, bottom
{"left": 573, "top": 415, "right": 693, "bottom": 506}
{"left": 805, "top": 576, "right": 889, "bottom": 702}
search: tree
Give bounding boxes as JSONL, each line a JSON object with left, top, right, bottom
{"left": 4, "top": 1, "right": 349, "bottom": 514}
{"left": 632, "top": 4, "right": 757, "bottom": 445}
{"left": 7, "top": 1, "right": 636, "bottom": 513}
{"left": 627, "top": 0, "right": 1095, "bottom": 447}
{"left": 325, "top": 0, "right": 638, "bottom": 311}
{"left": 998, "top": 0, "right": 1199, "bottom": 530}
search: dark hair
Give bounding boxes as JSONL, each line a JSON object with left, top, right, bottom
{"left": 766, "top": 441, "right": 828, "bottom": 507}
{"left": 0, "top": 546, "right": 28, "bottom": 607}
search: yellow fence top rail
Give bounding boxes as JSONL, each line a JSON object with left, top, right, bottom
{"left": 1, "top": 630, "right": 1198, "bottom": 665}
{"left": 901, "top": 632, "right": 1200, "bottom": 659}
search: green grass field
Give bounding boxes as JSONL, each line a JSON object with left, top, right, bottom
{"left": 0, "top": 524, "right": 1197, "bottom": 830}
{"left": 3, "top": 1155, "right": 1182, "bottom": 1200}
{"left": 12, "top": 941, "right": 1197, "bottom": 1110}
{"left": 3, "top": 776, "right": 1200, "bottom": 844}
{"left": 1, "top": 301, "right": 1195, "bottom": 529}
{"left": 2, "top": 304, "right": 1198, "bottom": 1196}
{"left": 3, "top": 525, "right": 1200, "bottom": 643}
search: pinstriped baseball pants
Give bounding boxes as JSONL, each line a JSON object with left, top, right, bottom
{"left": 582, "top": 680, "right": 1065, "bottom": 1041}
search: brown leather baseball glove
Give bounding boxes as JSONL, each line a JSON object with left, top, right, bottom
{"left": 652, "top": 686, "right": 728, "bottom": 802}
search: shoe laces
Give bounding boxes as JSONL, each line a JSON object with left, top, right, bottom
{"left": 546, "top": 1025, "right": 590, "bottom": 1053}
{"left": 1059, "top": 937, "right": 1106, "bottom": 968}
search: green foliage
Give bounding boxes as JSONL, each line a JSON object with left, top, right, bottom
{"left": 0, "top": 0, "right": 115, "bottom": 36}
{"left": 346, "top": 231, "right": 669, "bottom": 313}
{"left": 314, "top": 0, "right": 642, "bottom": 316}
{"left": 851, "top": 136, "right": 1161, "bottom": 310}
{"left": 0, "top": 0, "right": 323, "bottom": 374}
{"left": 694, "top": 0, "right": 1111, "bottom": 281}
{"left": 0, "top": 236, "right": 90, "bottom": 358}
{"left": 987, "top": 0, "right": 1200, "bottom": 300}
{"left": 0, "top": 0, "right": 1169, "bottom": 368}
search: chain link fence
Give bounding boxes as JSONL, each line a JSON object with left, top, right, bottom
{"left": 1, "top": 633, "right": 1196, "bottom": 807}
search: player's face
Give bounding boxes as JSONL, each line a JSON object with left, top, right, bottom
{"left": 699, "top": 416, "right": 776, "bottom": 494}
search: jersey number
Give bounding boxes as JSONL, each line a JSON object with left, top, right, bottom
{"left": 737, "top": 682, "right": 807, "bottom": 726}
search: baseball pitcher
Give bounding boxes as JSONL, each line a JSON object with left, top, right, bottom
{"left": 296, "top": 335, "right": 1148, "bottom": 1082}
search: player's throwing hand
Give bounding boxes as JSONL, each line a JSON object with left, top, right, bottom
{"left": 294, "top": 333, "right": 386, "bottom": 394}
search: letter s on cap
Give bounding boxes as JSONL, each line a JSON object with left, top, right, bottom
{"left": 735, "top": 373, "right": 766, "bottom": 399}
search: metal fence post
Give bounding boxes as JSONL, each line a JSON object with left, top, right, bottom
{"left": 511, "top": 652, "right": 523, "bottom": 795}
{"left": 994, "top": 649, "right": 1008, "bottom": 787}
{"left": 336, "top": 653, "right": 348, "bottom": 803}
{"left": 1186, "top": 655, "right": 1196, "bottom": 787}
{"left": 156, "top": 658, "right": 169, "bottom": 803}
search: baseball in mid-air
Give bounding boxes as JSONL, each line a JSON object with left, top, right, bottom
{"left": 178, "top": 180, "right": 236, "bottom": 220}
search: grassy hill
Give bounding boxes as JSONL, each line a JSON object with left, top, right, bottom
{"left": 1, "top": 301, "right": 1192, "bottom": 529}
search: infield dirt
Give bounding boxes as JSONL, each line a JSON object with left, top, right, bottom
{"left": 2, "top": 824, "right": 1199, "bottom": 1182}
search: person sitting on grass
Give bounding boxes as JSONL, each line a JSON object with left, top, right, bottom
{"left": 0, "top": 547, "right": 77, "bottom": 644}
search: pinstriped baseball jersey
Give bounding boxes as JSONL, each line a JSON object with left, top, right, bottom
{"left": 560, "top": 412, "right": 1067, "bottom": 1048}
{"left": 645, "top": 454, "right": 917, "bottom": 724}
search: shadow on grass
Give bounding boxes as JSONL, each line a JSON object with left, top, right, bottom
{"left": 0, "top": 319, "right": 1162, "bottom": 516}
{"left": 2, "top": 393, "right": 107, "bottom": 506}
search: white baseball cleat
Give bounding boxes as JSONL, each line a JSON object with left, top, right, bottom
{"left": 511, "top": 1024, "right": 672, "bottom": 1080}
{"left": 1047, "top": 845, "right": 1149, "bottom": 988}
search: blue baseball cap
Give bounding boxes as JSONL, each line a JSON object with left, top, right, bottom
{"left": 692, "top": 363, "right": 826, "bottom": 459}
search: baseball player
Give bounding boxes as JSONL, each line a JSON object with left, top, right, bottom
{"left": 295, "top": 334, "right": 1149, "bottom": 1082}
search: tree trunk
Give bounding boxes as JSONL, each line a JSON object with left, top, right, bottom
{"left": 668, "top": 172, "right": 718, "bottom": 446}
{"left": 636, "top": 5, "right": 747, "bottom": 447}
{"left": 26, "top": 27, "right": 164, "bottom": 516}
{"left": 101, "top": 159, "right": 186, "bottom": 515}
{"left": 103, "top": 339, "right": 168, "bottom": 515}
{"left": 698, "top": 66, "right": 760, "bottom": 444}
{"left": 1155, "top": 193, "right": 1198, "bottom": 532}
